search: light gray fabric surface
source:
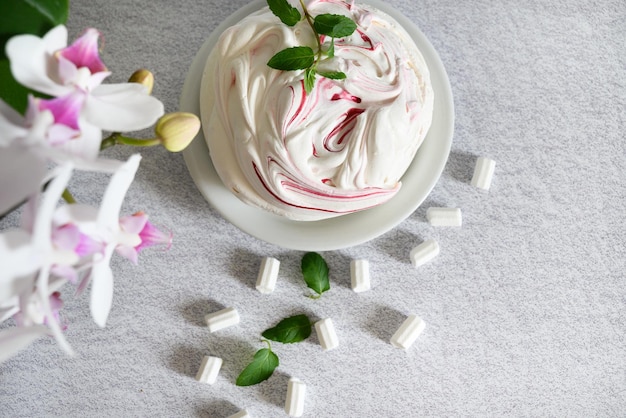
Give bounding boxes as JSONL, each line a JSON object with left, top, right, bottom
{"left": 1, "top": 0, "right": 625, "bottom": 416}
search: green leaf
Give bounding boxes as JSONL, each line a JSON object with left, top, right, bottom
{"left": 0, "top": 0, "right": 69, "bottom": 60}
{"left": 267, "top": 46, "right": 315, "bottom": 71}
{"left": 317, "top": 70, "right": 346, "bottom": 80}
{"left": 326, "top": 38, "right": 335, "bottom": 58}
{"left": 313, "top": 14, "right": 357, "bottom": 38}
{"left": 236, "top": 348, "right": 279, "bottom": 386}
{"left": 304, "top": 67, "right": 316, "bottom": 95}
{"left": 267, "top": 0, "right": 301, "bottom": 26}
{"left": 262, "top": 314, "right": 312, "bottom": 344}
{"left": 301, "top": 252, "right": 330, "bottom": 297}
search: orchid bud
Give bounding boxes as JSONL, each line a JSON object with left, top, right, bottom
{"left": 154, "top": 112, "right": 200, "bottom": 152}
{"left": 128, "top": 69, "right": 154, "bottom": 94}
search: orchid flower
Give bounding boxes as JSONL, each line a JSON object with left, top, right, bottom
{"left": 0, "top": 163, "right": 75, "bottom": 360}
{"left": 6, "top": 25, "right": 164, "bottom": 153}
{"left": 0, "top": 90, "right": 132, "bottom": 215}
{"left": 116, "top": 212, "right": 172, "bottom": 264}
{"left": 0, "top": 99, "right": 52, "bottom": 214}
{"left": 50, "top": 154, "right": 143, "bottom": 327}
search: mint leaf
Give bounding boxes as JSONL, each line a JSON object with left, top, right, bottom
{"left": 267, "top": 0, "right": 301, "bottom": 26}
{"left": 317, "top": 70, "right": 346, "bottom": 80}
{"left": 304, "top": 67, "right": 316, "bottom": 94}
{"left": 267, "top": 46, "right": 315, "bottom": 71}
{"left": 262, "top": 314, "right": 312, "bottom": 344}
{"left": 326, "top": 38, "right": 335, "bottom": 58}
{"left": 236, "top": 347, "right": 279, "bottom": 386}
{"left": 313, "top": 14, "right": 357, "bottom": 38}
{"left": 301, "top": 252, "right": 330, "bottom": 297}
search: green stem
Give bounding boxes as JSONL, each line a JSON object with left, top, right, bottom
{"left": 100, "top": 132, "right": 161, "bottom": 150}
{"left": 62, "top": 188, "right": 76, "bottom": 204}
{"left": 100, "top": 134, "right": 118, "bottom": 150}
{"left": 299, "top": 0, "right": 323, "bottom": 62}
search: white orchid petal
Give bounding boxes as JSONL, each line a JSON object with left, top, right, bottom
{"left": 0, "top": 101, "right": 28, "bottom": 146}
{"left": 24, "top": 107, "right": 54, "bottom": 146}
{"left": 6, "top": 27, "right": 71, "bottom": 97}
{"left": 89, "top": 248, "right": 114, "bottom": 328}
{"left": 75, "top": 270, "right": 91, "bottom": 297}
{"left": 114, "top": 245, "right": 138, "bottom": 264}
{"left": 97, "top": 154, "right": 141, "bottom": 229}
{"left": 0, "top": 144, "right": 47, "bottom": 215}
{"left": 0, "top": 325, "right": 49, "bottom": 363}
{"left": 54, "top": 119, "right": 102, "bottom": 160}
{"left": 53, "top": 204, "right": 98, "bottom": 227}
{"left": 42, "top": 25, "right": 68, "bottom": 53}
{"left": 46, "top": 124, "right": 79, "bottom": 146}
{"left": 87, "top": 71, "right": 111, "bottom": 90}
{"left": 31, "top": 163, "right": 74, "bottom": 250}
{"left": 36, "top": 265, "right": 74, "bottom": 356}
{"left": 84, "top": 83, "right": 164, "bottom": 131}
{"left": 42, "top": 148, "right": 124, "bottom": 174}
{"left": 0, "top": 99, "right": 25, "bottom": 126}
{"left": 0, "top": 305, "right": 19, "bottom": 323}
{"left": 0, "top": 230, "right": 40, "bottom": 294}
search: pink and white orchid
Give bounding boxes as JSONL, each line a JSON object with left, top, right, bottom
{"left": 116, "top": 212, "right": 172, "bottom": 264}
{"left": 1, "top": 20, "right": 178, "bottom": 364}
{"left": 0, "top": 153, "right": 164, "bottom": 362}
{"left": 50, "top": 154, "right": 144, "bottom": 327}
{"left": 6, "top": 25, "right": 164, "bottom": 159}
{"left": 0, "top": 163, "right": 75, "bottom": 359}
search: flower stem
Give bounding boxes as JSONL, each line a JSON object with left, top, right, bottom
{"left": 62, "top": 188, "right": 76, "bottom": 204}
{"left": 100, "top": 132, "right": 161, "bottom": 150}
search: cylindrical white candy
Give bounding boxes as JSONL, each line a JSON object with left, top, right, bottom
{"left": 410, "top": 239, "right": 440, "bottom": 267}
{"left": 314, "top": 318, "right": 339, "bottom": 351}
{"left": 471, "top": 157, "right": 496, "bottom": 190}
{"left": 195, "top": 355, "right": 222, "bottom": 384}
{"left": 350, "top": 259, "right": 370, "bottom": 292}
{"left": 227, "top": 410, "right": 251, "bottom": 418}
{"left": 426, "top": 207, "right": 462, "bottom": 227}
{"left": 390, "top": 314, "right": 426, "bottom": 349}
{"left": 256, "top": 257, "right": 280, "bottom": 294}
{"left": 204, "top": 307, "right": 240, "bottom": 332}
{"left": 284, "top": 377, "right": 306, "bottom": 417}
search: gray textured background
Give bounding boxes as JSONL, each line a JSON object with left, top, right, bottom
{"left": 1, "top": 0, "right": 625, "bottom": 416}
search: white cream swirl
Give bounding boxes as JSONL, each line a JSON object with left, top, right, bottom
{"left": 201, "top": 0, "right": 434, "bottom": 221}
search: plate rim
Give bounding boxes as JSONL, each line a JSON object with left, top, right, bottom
{"left": 180, "top": 0, "right": 454, "bottom": 251}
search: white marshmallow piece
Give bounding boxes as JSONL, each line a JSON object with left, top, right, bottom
{"left": 410, "top": 239, "right": 440, "bottom": 268}
{"left": 227, "top": 410, "right": 251, "bottom": 418}
{"left": 284, "top": 377, "right": 306, "bottom": 417}
{"left": 426, "top": 207, "right": 462, "bottom": 227}
{"left": 314, "top": 318, "right": 339, "bottom": 351}
{"left": 195, "top": 355, "right": 223, "bottom": 384}
{"left": 471, "top": 157, "right": 496, "bottom": 190}
{"left": 204, "top": 307, "right": 240, "bottom": 332}
{"left": 390, "top": 314, "right": 426, "bottom": 350}
{"left": 350, "top": 259, "right": 371, "bottom": 292}
{"left": 256, "top": 257, "right": 280, "bottom": 294}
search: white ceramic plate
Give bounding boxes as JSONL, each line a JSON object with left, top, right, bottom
{"left": 181, "top": 0, "right": 454, "bottom": 251}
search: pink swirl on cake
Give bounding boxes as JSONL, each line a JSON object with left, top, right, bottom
{"left": 201, "top": 0, "right": 434, "bottom": 221}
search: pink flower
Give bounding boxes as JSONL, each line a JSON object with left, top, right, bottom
{"left": 27, "top": 93, "right": 85, "bottom": 146}
{"left": 51, "top": 223, "right": 104, "bottom": 259}
{"left": 116, "top": 212, "right": 172, "bottom": 264}
{"left": 57, "top": 28, "right": 108, "bottom": 76}
{"left": 6, "top": 25, "right": 164, "bottom": 158}
{"left": 13, "top": 291, "right": 66, "bottom": 331}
